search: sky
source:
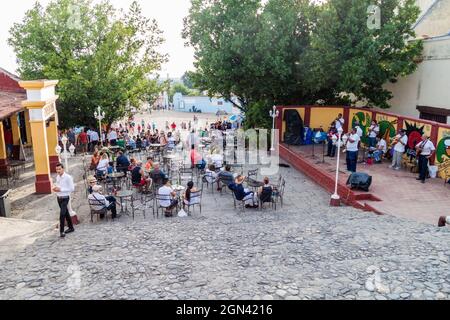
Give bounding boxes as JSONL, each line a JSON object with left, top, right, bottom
{"left": 0, "top": 0, "right": 195, "bottom": 78}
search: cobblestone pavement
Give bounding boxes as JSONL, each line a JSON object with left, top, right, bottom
{"left": 1, "top": 165, "right": 450, "bottom": 300}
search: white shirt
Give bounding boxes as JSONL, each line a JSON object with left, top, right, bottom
{"left": 89, "top": 131, "right": 99, "bottom": 141}
{"left": 355, "top": 126, "right": 363, "bottom": 138}
{"left": 55, "top": 173, "right": 75, "bottom": 197}
{"left": 211, "top": 154, "right": 223, "bottom": 168}
{"left": 369, "top": 125, "right": 379, "bottom": 138}
{"left": 97, "top": 158, "right": 109, "bottom": 172}
{"left": 158, "top": 185, "right": 174, "bottom": 207}
{"left": 377, "top": 139, "right": 387, "bottom": 153}
{"left": 335, "top": 118, "right": 344, "bottom": 130}
{"left": 88, "top": 192, "right": 109, "bottom": 210}
{"left": 205, "top": 169, "right": 217, "bottom": 184}
{"left": 394, "top": 135, "right": 408, "bottom": 153}
{"left": 416, "top": 140, "right": 435, "bottom": 156}
{"left": 346, "top": 133, "right": 360, "bottom": 152}
{"left": 108, "top": 131, "right": 118, "bottom": 141}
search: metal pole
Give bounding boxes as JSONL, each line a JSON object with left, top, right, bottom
{"left": 331, "top": 129, "right": 343, "bottom": 200}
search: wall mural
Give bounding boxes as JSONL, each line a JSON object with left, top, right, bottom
{"left": 351, "top": 111, "right": 371, "bottom": 145}
{"left": 404, "top": 121, "right": 425, "bottom": 159}
{"left": 378, "top": 119, "right": 397, "bottom": 141}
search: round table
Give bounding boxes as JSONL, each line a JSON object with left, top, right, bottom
{"left": 116, "top": 190, "right": 133, "bottom": 215}
{"left": 107, "top": 172, "right": 126, "bottom": 189}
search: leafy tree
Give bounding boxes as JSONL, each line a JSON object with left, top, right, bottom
{"left": 9, "top": 0, "right": 167, "bottom": 128}
{"left": 181, "top": 71, "right": 195, "bottom": 89}
{"left": 303, "top": 0, "right": 423, "bottom": 108}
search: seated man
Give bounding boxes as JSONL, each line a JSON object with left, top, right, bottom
{"left": 88, "top": 185, "right": 119, "bottom": 219}
{"left": 258, "top": 177, "right": 273, "bottom": 206}
{"left": 217, "top": 164, "right": 234, "bottom": 191}
{"left": 116, "top": 151, "right": 130, "bottom": 173}
{"left": 150, "top": 162, "right": 166, "bottom": 187}
{"left": 158, "top": 178, "right": 179, "bottom": 217}
{"left": 131, "top": 161, "right": 151, "bottom": 191}
{"left": 371, "top": 136, "right": 387, "bottom": 163}
{"left": 228, "top": 175, "right": 258, "bottom": 208}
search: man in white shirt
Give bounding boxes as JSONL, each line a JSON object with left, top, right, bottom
{"left": 345, "top": 128, "right": 360, "bottom": 173}
{"left": 108, "top": 129, "right": 118, "bottom": 146}
{"left": 390, "top": 129, "right": 408, "bottom": 170}
{"left": 353, "top": 120, "right": 363, "bottom": 138}
{"left": 158, "top": 178, "right": 178, "bottom": 217}
{"left": 415, "top": 134, "right": 436, "bottom": 183}
{"left": 53, "top": 163, "right": 75, "bottom": 238}
{"left": 368, "top": 121, "right": 380, "bottom": 148}
{"left": 89, "top": 129, "right": 100, "bottom": 152}
{"left": 372, "top": 136, "right": 387, "bottom": 163}
{"left": 335, "top": 114, "right": 345, "bottom": 130}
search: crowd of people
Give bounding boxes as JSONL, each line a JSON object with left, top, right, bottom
{"left": 325, "top": 114, "right": 436, "bottom": 184}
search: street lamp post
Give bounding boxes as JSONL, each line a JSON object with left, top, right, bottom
{"left": 269, "top": 105, "right": 280, "bottom": 151}
{"left": 330, "top": 127, "right": 344, "bottom": 206}
{"left": 94, "top": 106, "right": 106, "bottom": 146}
{"left": 55, "top": 135, "right": 77, "bottom": 217}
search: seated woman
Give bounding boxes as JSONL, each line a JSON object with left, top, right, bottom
{"left": 144, "top": 156, "right": 154, "bottom": 171}
{"left": 204, "top": 164, "right": 218, "bottom": 184}
{"left": 88, "top": 185, "right": 119, "bottom": 219}
{"left": 183, "top": 181, "right": 199, "bottom": 210}
{"left": 89, "top": 148, "right": 101, "bottom": 170}
{"left": 96, "top": 153, "right": 109, "bottom": 179}
{"left": 228, "top": 175, "right": 258, "bottom": 208}
{"left": 257, "top": 177, "right": 273, "bottom": 207}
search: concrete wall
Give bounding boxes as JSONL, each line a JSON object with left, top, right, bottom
{"left": 384, "top": 36, "right": 450, "bottom": 123}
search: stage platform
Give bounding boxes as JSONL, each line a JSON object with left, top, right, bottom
{"left": 280, "top": 143, "right": 450, "bottom": 225}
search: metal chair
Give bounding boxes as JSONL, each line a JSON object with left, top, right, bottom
{"left": 201, "top": 172, "right": 218, "bottom": 193}
{"left": 218, "top": 175, "right": 234, "bottom": 195}
{"left": 184, "top": 190, "right": 203, "bottom": 216}
{"left": 231, "top": 191, "right": 246, "bottom": 213}
{"left": 154, "top": 193, "right": 178, "bottom": 218}
{"left": 273, "top": 178, "right": 286, "bottom": 209}
{"left": 88, "top": 198, "right": 109, "bottom": 222}
{"left": 259, "top": 186, "right": 275, "bottom": 211}
{"left": 247, "top": 169, "right": 258, "bottom": 180}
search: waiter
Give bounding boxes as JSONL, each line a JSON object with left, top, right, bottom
{"left": 415, "top": 134, "right": 435, "bottom": 184}
{"left": 53, "top": 163, "right": 75, "bottom": 238}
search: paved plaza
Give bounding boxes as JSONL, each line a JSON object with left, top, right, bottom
{"left": 1, "top": 162, "right": 450, "bottom": 300}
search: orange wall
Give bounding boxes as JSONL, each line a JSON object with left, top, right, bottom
{"left": 309, "top": 107, "right": 344, "bottom": 130}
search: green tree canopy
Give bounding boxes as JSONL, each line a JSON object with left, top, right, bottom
{"left": 9, "top": 0, "right": 167, "bottom": 128}
{"left": 183, "top": 0, "right": 423, "bottom": 127}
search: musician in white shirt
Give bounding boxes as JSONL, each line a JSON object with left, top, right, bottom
{"left": 368, "top": 120, "right": 380, "bottom": 148}
{"left": 335, "top": 114, "right": 345, "bottom": 130}
{"left": 345, "top": 128, "right": 360, "bottom": 173}
{"left": 372, "top": 136, "right": 387, "bottom": 163}
{"left": 53, "top": 163, "right": 75, "bottom": 238}
{"left": 390, "top": 129, "right": 408, "bottom": 170}
{"left": 415, "top": 134, "right": 435, "bottom": 183}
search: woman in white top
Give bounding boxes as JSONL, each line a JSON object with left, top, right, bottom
{"left": 96, "top": 153, "right": 109, "bottom": 177}
{"left": 204, "top": 164, "right": 218, "bottom": 184}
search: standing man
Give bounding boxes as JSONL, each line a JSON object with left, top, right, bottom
{"left": 415, "top": 134, "right": 435, "bottom": 183}
{"left": 89, "top": 129, "right": 100, "bottom": 151}
{"left": 53, "top": 163, "right": 75, "bottom": 238}
{"left": 107, "top": 129, "right": 118, "bottom": 146}
{"left": 345, "top": 128, "right": 360, "bottom": 173}
{"left": 390, "top": 129, "right": 408, "bottom": 170}
{"left": 335, "top": 114, "right": 345, "bottom": 131}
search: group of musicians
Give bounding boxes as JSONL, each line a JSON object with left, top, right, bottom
{"left": 326, "top": 115, "right": 436, "bottom": 183}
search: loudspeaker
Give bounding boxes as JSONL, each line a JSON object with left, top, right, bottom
{"left": 283, "top": 109, "right": 304, "bottom": 145}
{"left": 346, "top": 172, "right": 372, "bottom": 192}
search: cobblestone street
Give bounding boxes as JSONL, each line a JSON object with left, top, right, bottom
{"left": 1, "top": 165, "right": 449, "bottom": 300}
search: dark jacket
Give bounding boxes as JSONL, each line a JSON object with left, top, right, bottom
{"left": 228, "top": 183, "right": 252, "bottom": 201}
{"left": 116, "top": 155, "right": 130, "bottom": 170}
